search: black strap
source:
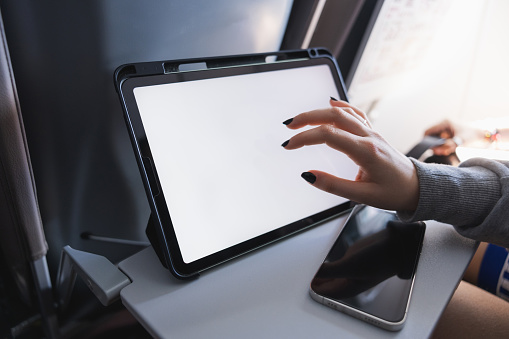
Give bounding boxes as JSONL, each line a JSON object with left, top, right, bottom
{"left": 405, "top": 136, "right": 446, "bottom": 159}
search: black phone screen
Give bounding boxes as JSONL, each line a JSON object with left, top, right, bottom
{"left": 310, "top": 205, "right": 425, "bottom": 325}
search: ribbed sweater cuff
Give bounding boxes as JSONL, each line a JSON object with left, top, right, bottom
{"left": 398, "top": 158, "right": 500, "bottom": 228}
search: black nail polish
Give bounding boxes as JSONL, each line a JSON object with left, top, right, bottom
{"left": 283, "top": 118, "right": 293, "bottom": 125}
{"left": 281, "top": 140, "right": 289, "bottom": 147}
{"left": 330, "top": 96, "right": 338, "bottom": 101}
{"left": 301, "top": 172, "right": 316, "bottom": 184}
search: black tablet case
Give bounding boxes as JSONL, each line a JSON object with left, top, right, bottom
{"left": 114, "top": 48, "right": 350, "bottom": 280}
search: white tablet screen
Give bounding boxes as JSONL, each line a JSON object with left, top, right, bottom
{"left": 133, "top": 63, "right": 358, "bottom": 263}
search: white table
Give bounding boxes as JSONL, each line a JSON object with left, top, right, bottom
{"left": 118, "top": 215, "right": 476, "bottom": 338}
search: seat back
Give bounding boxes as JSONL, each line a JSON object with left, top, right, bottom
{"left": 0, "top": 10, "right": 58, "bottom": 338}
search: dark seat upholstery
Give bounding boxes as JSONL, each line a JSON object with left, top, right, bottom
{"left": 0, "top": 10, "right": 150, "bottom": 338}
{"left": 0, "top": 9, "right": 58, "bottom": 338}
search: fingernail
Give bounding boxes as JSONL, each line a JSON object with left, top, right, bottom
{"left": 282, "top": 118, "right": 293, "bottom": 125}
{"left": 330, "top": 96, "right": 338, "bottom": 101}
{"left": 281, "top": 140, "right": 289, "bottom": 147}
{"left": 301, "top": 172, "right": 316, "bottom": 184}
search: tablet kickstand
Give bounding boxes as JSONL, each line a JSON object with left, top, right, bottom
{"left": 145, "top": 213, "right": 200, "bottom": 281}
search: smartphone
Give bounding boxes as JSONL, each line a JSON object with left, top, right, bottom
{"left": 309, "top": 205, "right": 426, "bottom": 331}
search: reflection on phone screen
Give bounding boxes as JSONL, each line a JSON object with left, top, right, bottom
{"left": 311, "top": 206, "right": 425, "bottom": 325}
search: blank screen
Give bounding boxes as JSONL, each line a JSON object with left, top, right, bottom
{"left": 133, "top": 64, "right": 358, "bottom": 263}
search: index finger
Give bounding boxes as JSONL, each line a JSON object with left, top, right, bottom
{"left": 330, "top": 99, "right": 372, "bottom": 128}
{"left": 285, "top": 106, "right": 369, "bottom": 137}
{"left": 329, "top": 98, "right": 365, "bottom": 117}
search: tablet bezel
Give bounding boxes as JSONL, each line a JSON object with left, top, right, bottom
{"left": 115, "top": 50, "right": 354, "bottom": 279}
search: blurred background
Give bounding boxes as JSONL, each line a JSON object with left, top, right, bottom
{"left": 345, "top": 0, "right": 509, "bottom": 155}
{"left": 1, "top": 0, "right": 507, "bottom": 337}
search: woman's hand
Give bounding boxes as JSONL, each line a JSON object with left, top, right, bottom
{"left": 282, "top": 98, "right": 419, "bottom": 212}
{"left": 424, "top": 119, "right": 458, "bottom": 156}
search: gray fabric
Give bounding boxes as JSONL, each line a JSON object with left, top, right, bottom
{"left": 0, "top": 10, "right": 48, "bottom": 305}
{"left": 0, "top": 11, "right": 47, "bottom": 261}
{"left": 398, "top": 157, "right": 509, "bottom": 248}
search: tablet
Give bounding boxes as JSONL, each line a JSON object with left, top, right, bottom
{"left": 114, "top": 49, "right": 359, "bottom": 279}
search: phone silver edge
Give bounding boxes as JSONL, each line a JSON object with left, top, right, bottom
{"left": 308, "top": 278, "right": 417, "bottom": 332}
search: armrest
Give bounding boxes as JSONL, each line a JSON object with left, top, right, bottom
{"left": 56, "top": 246, "right": 131, "bottom": 310}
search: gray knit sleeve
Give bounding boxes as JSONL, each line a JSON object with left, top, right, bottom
{"left": 398, "top": 157, "right": 509, "bottom": 247}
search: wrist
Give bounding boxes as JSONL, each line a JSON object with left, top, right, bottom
{"left": 399, "top": 157, "right": 419, "bottom": 212}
